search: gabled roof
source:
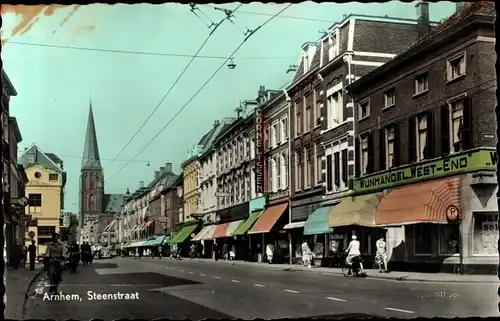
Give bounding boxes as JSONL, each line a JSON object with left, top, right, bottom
{"left": 8, "top": 117, "right": 22, "bottom": 143}
{"left": 103, "top": 194, "right": 126, "bottom": 213}
{"left": 1, "top": 69, "right": 17, "bottom": 96}
{"left": 81, "top": 101, "right": 102, "bottom": 171}
{"left": 18, "top": 144, "right": 64, "bottom": 173}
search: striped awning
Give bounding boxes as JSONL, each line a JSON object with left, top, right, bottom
{"left": 104, "top": 220, "right": 117, "bottom": 232}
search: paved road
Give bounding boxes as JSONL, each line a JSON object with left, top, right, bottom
{"left": 24, "top": 257, "right": 498, "bottom": 319}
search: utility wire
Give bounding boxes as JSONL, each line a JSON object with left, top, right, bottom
{"left": 105, "top": 4, "right": 293, "bottom": 183}
{"left": 110, "top": 4, "right": 243, "bottom": 164}
{"left": 205, "top": 4, "right": 336, "bottom": 24}
{"left": 6, "top": 41, "right": 296, "bottom": 60}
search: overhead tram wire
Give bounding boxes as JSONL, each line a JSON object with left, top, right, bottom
{"left": 6, "top": 41, "right": 296, "bottom": 60}
{"left": 105, "top": 4, "right": 293, "bottom": 183}
{"left": 110, "top": 4, "right": 243, "bottom": 164}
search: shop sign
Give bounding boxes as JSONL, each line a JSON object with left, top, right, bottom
{"left": 354, "top": 148, "right": 497, "bottom": 193}
{"left": 480, "top": 220, "right": 498, "bottom": 255}
{"left": 255, "top": 106, "right": 265, "bottom": 194}
{"left": 446, "top": 205, "right": 460, "bottom": 222}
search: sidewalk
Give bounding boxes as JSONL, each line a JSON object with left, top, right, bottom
{"left": 5, "top": 265, "right": 44, "bottom": 320}
{"left": 136, "top": 256, "right": 497, "bottom": 283}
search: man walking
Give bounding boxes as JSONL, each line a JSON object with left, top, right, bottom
{"left": 28, "top": 240, "right": 37, "bottom": 270}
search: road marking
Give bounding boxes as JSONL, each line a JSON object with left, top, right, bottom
{"left": 213, "top": 276, "right": 221, "bottom": 279}
{"left": 284, "top": 289, "right": 299, "bottom": 294}
{"left": 322, "top": 272, "right": 337, "bottom": 276}
{"left": 326, "top": 296, "right": 346, "bottom": 302}
{"left": 189, "top": 272, "right": 194, "bottom": 274}
{"left": 254, "top": 284, "right": 265, "bottom": 287}
{"left": 200, "top": 274, "right": 206, "bottom": 276}
{"left": 231, "top": 279, "right": 240, "bottom": 283}
{"left": 384, "top": 308, "right": 415, "bottom": 314}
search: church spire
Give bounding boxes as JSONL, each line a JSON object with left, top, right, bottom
{"left": 81, "top": 100, "right": 102, "bottom": 170}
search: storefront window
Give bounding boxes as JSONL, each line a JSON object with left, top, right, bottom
{"left": 438, "top": 224, "right": 460, "bottom": 255}
{"left": 414, "top": 224, "right": 432, "bottom": 255}
{"left": 473, "top": 212, "right": 499, "bottom": 256}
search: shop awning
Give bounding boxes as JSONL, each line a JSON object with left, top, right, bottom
{"left": 232, "top": 211, "right": 262, "bottom": 236}
{"left": 213, "top": 220, "right": 244, "bottom": 238}
{"left": 143, "top": 235, "right": 167, "bottom": 246}
{"left": 123, "top": 241, "right": 146, "bottom": 248}
{"left": 328, "top": 193, "right": 383, "bottom": 227}
{"left": 284, "top": 221, "right": 305, "bottom": 229}
{"left": 304, "top": 207, "right": 333, "bottom": 235}
{"left": 248, "top": 204, "right": 288, "bottom": 234}
{"left": 375, "top": 177, "right": 460, "bottom": 226}
{"left": 192, "top": 225, "right": 217, "bottom": 241}
{"left": 168, "top": 224, "right": 198, "bottom": 244}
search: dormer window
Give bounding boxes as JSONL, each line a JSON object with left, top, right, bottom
{"left": 303, "top": 54, "right": 310, "bottom": 72}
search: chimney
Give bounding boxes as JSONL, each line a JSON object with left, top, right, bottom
{"left": 416, "top": 1, "right": 430, "bottom": 39}
{"left": 139, "top": 181, "right": 144, "bottom": 188}
{"left": 258, "top": 85, "right": 266, "bottom": 99}
{"left": 213, "top": 119, "right": 220, "bottom": 127}
{"left": 165, "top": 162, "right": 172, "bottom": 173}
{"left": 160, "top": 166, "right": 166, "bottom": 174}
{"left": 155, "top": 171, "right": 160, "bottom": 180}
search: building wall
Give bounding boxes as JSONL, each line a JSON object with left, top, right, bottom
{"left": 182, "top": 159, "right": 200, "bottom": 219}
{"left": 199, "top": 151, "right": 217, "bottom": 216}
{"left": 24, "top": 165, "right": 63, "bottom": 255}
{"left": 355, "top": 35, "right": 496, "bottom": 175}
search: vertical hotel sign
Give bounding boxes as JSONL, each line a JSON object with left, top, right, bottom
{"left": 255, "top": 105, "right": 264, "bottom": 194}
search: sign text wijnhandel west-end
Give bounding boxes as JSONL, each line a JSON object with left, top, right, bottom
{"left": 254, "top": 107, "right": 264, "bottom": 194}
{"left": 355, "top": 149, "right": 497, "bottom": 192}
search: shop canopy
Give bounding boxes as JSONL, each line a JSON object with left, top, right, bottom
{"left": 124, "top": 240, "right": 146, "bottom": 248}
{"left": 304, "top": 207, "right": 334, "bottom": 235}
{"left": 375, "top": 177, "right": 460, "bottom": 226}
{"left": 213, "top": 220, "right": 245, "bottom": 238}
{"left": 284, "top": 221, "right": 306, "bottom": 230}
{"left": 121, "top": 242, "right": 129, "bottom": 248}
{"left": 168, "top": 224, "right": 198, "bottom": 244}
{"left": 232, "top": 211, "right": 262, "bottom": 236}
{"left": 328, "top": 193, "right": 383, "bottom": 227}
{"left": 192, "top": 225, "right": 217, "bottom": 241}
{"left": 248, "top": 203, "right": 288, "bottom": 234}
{"left": 143, "top": 235, "right": 168, "bottom": 247}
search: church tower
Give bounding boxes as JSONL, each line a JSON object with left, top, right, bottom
{"left": 79, "top": 101, "right": 104, "bottom": 227}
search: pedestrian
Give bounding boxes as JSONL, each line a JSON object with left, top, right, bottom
{"left": 301, "top": 239, "right": 312, "bottom": 268}
{"left": 28, "top": 240, "right": 37, "bottom": 270}
{"left": 22, "top": 244, "right": 28, "bottom": 268}
{"left": 134, "top": 248, "right": 139, "bottom": 259}
{"left": 375, "top": 234, "right": 388, "bottom": 273}
{"left": 222, "top": 242, "right": 228, "bottom": 261}
{"left": 265, "top": 243, "right": 274, "bottom": 264}
{"left": 158, "top": 245, "right": 163, "bottom": 259}
{"left": 229, "top": 245, "right": 236, "bottom": 261}
{"left": 190, "top": 244, "right": 196, "bottom": 259}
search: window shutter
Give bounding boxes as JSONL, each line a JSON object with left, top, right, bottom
{"left": 326, "top": 154, "right": 333, "bottom": 191}
{"left": 408, "top": 117, "right": 416, "bottom": 163}
{"left": 462, "top": 96, "right": 473, "bottom": 150}
{"left": 379, "top": 129, "right": 386, "bottom": 171}
{"left": 393, "top": 123, "right": 400, "bottom": 167}
{"left": 334, "top": 152, "right": 340, "bottom": 187}
{"left": 366, "top": 132, "right": 374, "bottom": 174}
{"left": 440, "top": 105, "right": 450, "bottom": 156}
{"left": 341, "top": 149, "right": 348, "bottom": 184}
{"left": 355, "top": 138, "right": 360, "bottom": 177}
{"left": 426, "top": 111, "right": 435, "bottom": 159}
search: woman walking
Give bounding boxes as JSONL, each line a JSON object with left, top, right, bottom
{"left": 375, "top": 234, "right": 388, "bottom": 273}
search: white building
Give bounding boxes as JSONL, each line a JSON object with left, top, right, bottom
{"left": 198, "top": 118, "right": 235, "bottom": 224}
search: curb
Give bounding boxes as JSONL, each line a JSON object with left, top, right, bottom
{"left": 19, "top": 268, "right": 45, "bottom": 319}
{"left": 285, "top": 267, "right": 496, "bottom": 284}
{"left": 122, "top": 256, "right": 496, "bottom": 284}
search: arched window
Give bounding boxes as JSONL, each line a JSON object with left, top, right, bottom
{"left": 89, "top": 194, "right": 96, "bottom": 211}
{"left": 90, "top": 173, "right": 96, "bottom": 189}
